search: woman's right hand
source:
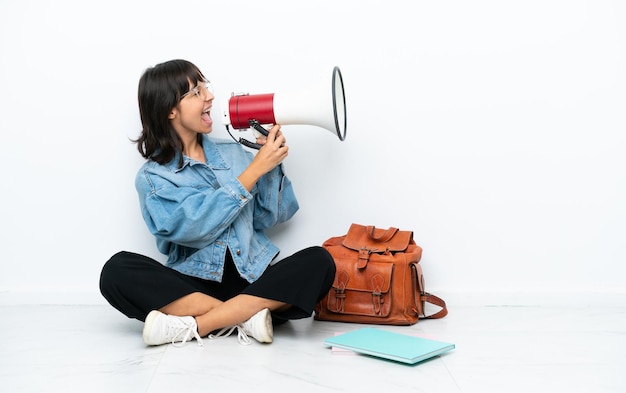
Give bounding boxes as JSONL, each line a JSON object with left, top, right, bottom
{"left": 238, "top": 125, "right": 289, "bottom": 191}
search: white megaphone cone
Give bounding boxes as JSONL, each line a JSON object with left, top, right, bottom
{"left": 222, "top": 66, "right": 347, "bottom": 149}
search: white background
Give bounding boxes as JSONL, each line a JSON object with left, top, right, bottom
{"left": 1, "top": 0, "right": 624, "bottom": 306}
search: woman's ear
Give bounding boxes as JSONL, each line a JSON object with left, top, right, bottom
{"left": 168, "top": 108, "right": 178, "bottom": 120}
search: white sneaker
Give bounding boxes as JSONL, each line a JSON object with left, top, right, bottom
{"left": 242, "top": 308, "right": 273, "bottom": 343}
{"left": 142, "top": 310, "right": 203, "bottom": 346}
{"left": 208, "top": 308, "right": 273, "bottom": 345}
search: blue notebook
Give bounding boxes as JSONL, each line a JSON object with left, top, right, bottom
{"left": 324, "top": 327, "right": 455, "bottom": 364}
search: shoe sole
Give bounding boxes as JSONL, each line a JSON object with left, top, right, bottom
{"left": 257, "top": 308, "right": 273, "bottom": 343}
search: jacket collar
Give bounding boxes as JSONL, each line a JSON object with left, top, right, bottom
{"left": 167, "top": 136, "right": 230, "bottom": 173}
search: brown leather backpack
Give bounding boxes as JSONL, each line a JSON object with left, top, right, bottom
{"left": 314, "top": 224, "right": 448, "bottom": 325}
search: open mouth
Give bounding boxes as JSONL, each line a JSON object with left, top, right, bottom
{"left": 201, "top": 108, "right": 212, "bottom": 126}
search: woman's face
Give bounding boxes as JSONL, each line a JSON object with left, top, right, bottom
{"left": 169, "top": 80, "right": 214, "bottom": 138}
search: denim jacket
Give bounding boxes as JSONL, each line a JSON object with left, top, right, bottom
{"left": 135, "top": 135, "right": 299, "bottom": 283}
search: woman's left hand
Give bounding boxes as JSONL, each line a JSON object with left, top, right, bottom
{"left": 238, "top": 124, "right": 289, "bottom": 191}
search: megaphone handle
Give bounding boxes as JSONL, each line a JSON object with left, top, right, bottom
{"left": 249, "top": 119, "right": 270, "bottom": 137}
{"left": 238, "top": 120, "right": 270, "bottom": 150}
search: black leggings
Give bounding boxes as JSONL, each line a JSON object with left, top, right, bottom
{"left": 99, "top": 246, "right": 336, "bottom": 323}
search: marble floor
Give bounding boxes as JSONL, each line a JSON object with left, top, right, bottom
{"left": 1, "top": 303, "right": 625, "bottom": 393}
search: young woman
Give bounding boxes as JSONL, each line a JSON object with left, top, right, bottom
{"left": 99, "top": 59, "right": 336, "bottom": 346}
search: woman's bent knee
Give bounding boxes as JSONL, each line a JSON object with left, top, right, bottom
{"left": 99, "top": 251, "right": 146, "bottom": 296}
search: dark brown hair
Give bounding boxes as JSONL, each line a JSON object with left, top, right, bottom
{"left": 134, "top": 59, "right": 206, "bottom": 167}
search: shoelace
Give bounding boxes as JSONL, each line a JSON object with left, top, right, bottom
{"left": 208, "top": 324, "right": 252, "bottom": 345}
{"left": 169, "top": 318, "right": 204, "bottom": 347}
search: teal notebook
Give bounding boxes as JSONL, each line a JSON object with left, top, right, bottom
{"left": 324, "top": 327, "right": 455, "bottom": 364}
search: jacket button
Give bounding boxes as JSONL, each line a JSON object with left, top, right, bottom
{"left": 236, "top": 249, "right": 241, "bottom": 255}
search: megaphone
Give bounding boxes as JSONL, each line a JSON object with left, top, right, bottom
{"left": 222, "top": 66, "right": 347, "bottom": 149}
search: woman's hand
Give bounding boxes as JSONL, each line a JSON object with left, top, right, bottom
{"left": 238, "top": 124, "right": 289, "bottom": 191}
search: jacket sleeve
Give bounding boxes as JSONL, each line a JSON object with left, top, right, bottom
{"left": 136, "top": 167, "right": 253, "bottom": 250}
{"left": 252, "top": 163, "right": 299, "bottom": 230}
